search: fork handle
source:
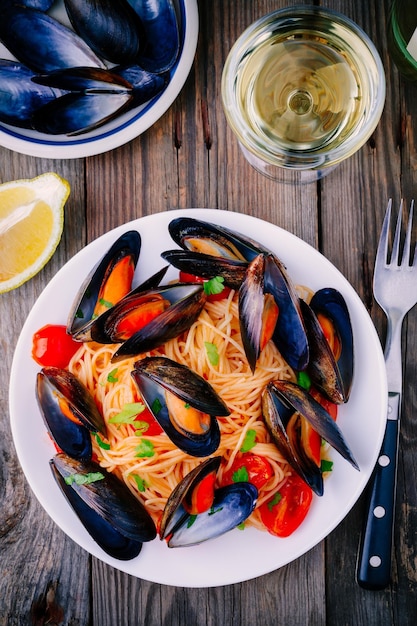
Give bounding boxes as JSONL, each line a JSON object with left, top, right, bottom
{"left": 356, "top": 393, "right": 400, "bottom": 589}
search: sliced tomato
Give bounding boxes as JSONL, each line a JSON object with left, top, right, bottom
{"left": 32, "top": 324, "right": 80, "bottom": 368}
{"left": 259, "top": 474, "right": 313, "bottom": 537}
{"left": 134, "top": 406, "right": 163, "bottom": 436}
{"left": 179, "top": 271, "right": 232, "bottom": 302}
{"left": 220, "top": 452, "right": 273, "bottom": 491}
{"left": 310, "top": 387, "right": 338, "bottom": 421}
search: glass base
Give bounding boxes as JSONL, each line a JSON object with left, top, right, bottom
{"left": 239, "top": 143, "right": 338, "bottom": 184}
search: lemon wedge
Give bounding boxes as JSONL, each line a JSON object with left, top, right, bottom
{"left": 0, "top": 172, "right": 70, "bottom": 294}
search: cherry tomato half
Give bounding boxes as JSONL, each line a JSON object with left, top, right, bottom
{"left": 179, "top": 271, "right": 232, "bottom": 302}
{"left": 133, "top": 406, "right": 164, "bottom": 437}
{"left": 310, "top": 387, "right": 338, "bottom": 421}
{"left": 220, "top": 452, "right": 274, "bottom": 491}
{"left": 259, "top": 474, "right": 313, "bottom": 538}
{"left": 32, "top": 324, "right": 80, "bottom": 368}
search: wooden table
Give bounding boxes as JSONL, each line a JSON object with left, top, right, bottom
{"left": 1, "top": 1, "right": 416, "bottom": 624}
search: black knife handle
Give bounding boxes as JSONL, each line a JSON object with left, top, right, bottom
{"left": 356, "top": 393, "right": 400, "bottom": 590}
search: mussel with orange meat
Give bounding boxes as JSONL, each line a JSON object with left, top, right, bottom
{"left": 131, "top": 356, "right": 229, "bottom": 457}
{"left": 159, "top": 456, "right": 258, "bottom": 547}
{"left": 262, "top": 380, "right": 359, "bottom": 496}
{"left": 51, "top": 453, "right": 156, "bottom": 560}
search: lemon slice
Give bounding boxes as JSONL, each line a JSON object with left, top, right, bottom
{"left": 0, "top": 172, "right": 70, "bottom": 294}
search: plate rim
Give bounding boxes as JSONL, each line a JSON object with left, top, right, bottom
{"left": 9, "top": 208, "right": 387, "bottom": 587}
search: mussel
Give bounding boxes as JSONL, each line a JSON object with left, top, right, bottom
{"left": 127, "top": 0, "right": 180, "bottom": 73}
{"left": 68, "top": 230, "right": 141, "bottom": 339}
{"left": 0, "top": 5, "right": 106, "bottom": 73}
{"left": 51, "top": 453, "right": 156, "bottom": 560}
{"left": 167, "top": 482, "right": 258, "bottom": 548}
{"left": 262, "top": 380, "right": 359, "bottom": 495}
{"left": 0, "top": 60, "right": 60, "bottom": 128}
{"left": 159, "top": 456, "right": 221, "bottom": 539}
{"left": 36, "top": 366, "right": 106, "bottom": 460}
{"left": 63, "top": 0, "right": 142, "bottom": 64}
{"left": 131, "top": 356, "right": 228, "bottom": 457}
{"left": 305, "top": 288, "right": 354, "bottom": 403}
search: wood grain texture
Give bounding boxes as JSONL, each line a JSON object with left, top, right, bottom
{"left": 1, "top": 1, "right": 417, "bottom": 624}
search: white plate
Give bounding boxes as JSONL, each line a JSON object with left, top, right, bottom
{"left": 9, "top": 209, "right": 387, "bottom": 587}
{"left": 0, "top": 1, "right": 198, "bottom": 158}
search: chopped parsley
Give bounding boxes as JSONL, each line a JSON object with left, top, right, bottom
{"left": 187, "top": 514, "right": 197, "bottom": 528}
{"left": 321, "top": 459, "right": 334, "bottom": 473}
{"left": 297, "top": 370, "right": 311, "bottom": 390}
{"left": 151, "top": 397, "right": 163, "bottom": 415}
{"left": 135, "top": 439, "right": 155, "bottom": 458}
{"left": 203, "top": 276, "right": 225, "bottom": 296}
{"left": 208, "top": 505, "right": 224, "bottom": 516}
{"left": 133, "top": 421, "right": 151, "bottom": 436}
{"left": 132, "top": 474, "right": 148, "bottom": 492}
{"left": 65, "top": 471, "right": 104, "bottom": 486}
{"left": 95, "top": 433, "right": 110, "bottom": 450}
{"left": 107, "top": 368, "right": 119, "bottom": 383}
{"left": 240, "top": 429, "right": 257, "bottom": 452}
{"left": 232, "top": 466, "right": 249, "bottom": 483}
{"left": 98, "top": 297, "right": 114, "bottom": 310}
{"left": 108, "top": 402, "right": 145, "bottom": 426}
{"left": 205, "top": 341, "right": 219, "bottom": 366}
{"left": 267, "top": 492, "right": 282, "bottom": 511}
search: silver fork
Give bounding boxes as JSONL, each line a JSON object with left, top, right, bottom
{"left": 357, "top": 199, "right": 417, "bottom": 589}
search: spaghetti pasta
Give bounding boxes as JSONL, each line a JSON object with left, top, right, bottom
{"left": 69, "top": 288, "right": 296, "bottom": 530}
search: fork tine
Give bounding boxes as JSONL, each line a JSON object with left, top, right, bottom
{"left": 391, "top": 199, "right": 403, "bottom": 266}
{"left": 375, "top": 199, "right": 392, "bottom": 269}
{"left": 401, "top": 199, "right": 414, "bottom": 266}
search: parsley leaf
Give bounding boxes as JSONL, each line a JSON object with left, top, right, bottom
{"left": 204, "top": 276, "right": 225, "bottom": 296}
{"left": 321, "top": 459, "right": 334, "bottom": 473}
{"left": 108, "top": 403, "right": 145, "bottom": 426}
{"left": 232, "top": 466, "right": 249, "bottom": 482}
{"left": 151, "top": 397, "right": 162, "bottom": 415}
{"left": 65, "top": 472, "right": 104, "bottom": 486}
{"left": 107, "top": 368, "right": 119, "bottom": 383}
{"left": 297, "top": 370, "right": 311, "bottom": 390}
{"left": 95, "top": 433, "right": 110, "bottom": 450}
{"left": 187, "top": 514, "right": 197, "bottom": 528}
{"left": 135, "top": 439, "right": 155, "bottom": 458}
{"left": 267, "top": 492, "right": 282, "bottom": 511}
{"left": 98, "top": 297, "right": 114, "bottom": 310}
{"left": 132, "top": 474, "right": 148, "bottom": 492}
{"left": 205, "top": 341, "right": 219, "bottom": 366}
{"left": 133, "top": 420, "right": 150, "bottom": 436}
{"left": 240, "top": 429, "right": 257, "bottom": 452}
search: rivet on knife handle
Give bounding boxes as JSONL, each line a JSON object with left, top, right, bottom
{"left": 356, "top": 392, "right": 400, "bottom": 589}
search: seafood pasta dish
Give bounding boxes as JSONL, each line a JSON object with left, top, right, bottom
{"left": 32, "top": 217, "right": 358, "bottom": 559}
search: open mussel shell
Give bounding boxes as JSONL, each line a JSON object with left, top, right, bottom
{"left": 262, "top": 383, "right": 323, "bottom": 495}
{"left": 111, "top": 283, "right": 206, "bottom": 361}
{"left": 159, "top": 456, "right": 222, "bottom": 539}
{"left": 161, "top": 250, "right": 248, "bottom": 289}
{"left": 64, "top": 0, "right": 141, "bottom": 64}
{"left": 50, "top": 453, "right": 156, "bottom": 560}
{"left": 262, "top": 254, "right": 309, "bottom": 371}
{"left": 168, "top": 216, "right": 270, "bottom": 262}
{"left": 0, "top": 5, "right": 105, "bottom": 73}
{"left": 265, "top": 381, "right": 359, "bottom": 472}
{"left": 308, "top": 288, "right": 354, "bottom": 403}
{"left": 131, "top": 356, "right": 228, "bottom": 457}
{"left": 68, "top": 230, "right": 141, "bottom": 339}
{"left": 33, "top": 66, "right": 133, "bottom": 92}
{"left": 167, "top": 482, "right": 258, "bottom": 548}
{"left": 36, "top": 367, "right": 106, "bottom": 459}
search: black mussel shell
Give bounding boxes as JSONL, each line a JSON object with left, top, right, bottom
{"left": 68, "top": 230, "right": 141, "bottom": 339}
{"left": 0, "top": 60, "right": 59, "bottom": 128}
{"left": 131, "top": 356, "right": 227, "bottom": 457}
{"left": 64, "top": 0, "right": 141, "bottom": 64}
{"left": 309, "top": 288, "right": 354, "bottom": 402}
{"left": 268, "top": 381, "right": 359, "bottom": 470}
{"left": 159, "top": 457, "right": 222, "bottom": 539}
{"left": 33, "top": 67, "right": 133, "bottom": 93}
{"left": 167, "top": 482, "right": 258, "bottom": 548}
{"left": 51, "top": 454, "right": 156, "bottom": 560}
{"left": 168, "top": 217, "right": 270, "bottom": 262}
{"left": 262, "top": 383, "right": 323, "bottom": 495}
{"left": 13, "top": 0, "right": 54, "bottom": 9}
{"left": 113, "top": 65, "right": 168, "bottom": 106}
{"left": 31, "top": 91, "right": 134, "bottom": 135}
{"left": 161, "top": 250, "right": 248, "bottom": 290}
{"left": 111, "top": 283, "right": 206, "bottom": 361}
{"left": 263, "top": 254, "right": 309, "bottom": 371}
{"left": 127, "top": 0, "right": 180, "bottom": 73}
{"left": 0, "top": 5, "right": 105, "bottom": 73}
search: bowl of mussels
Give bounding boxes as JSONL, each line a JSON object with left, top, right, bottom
{"left": 0, "top": 0, "right": 198, "bottom": 158}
